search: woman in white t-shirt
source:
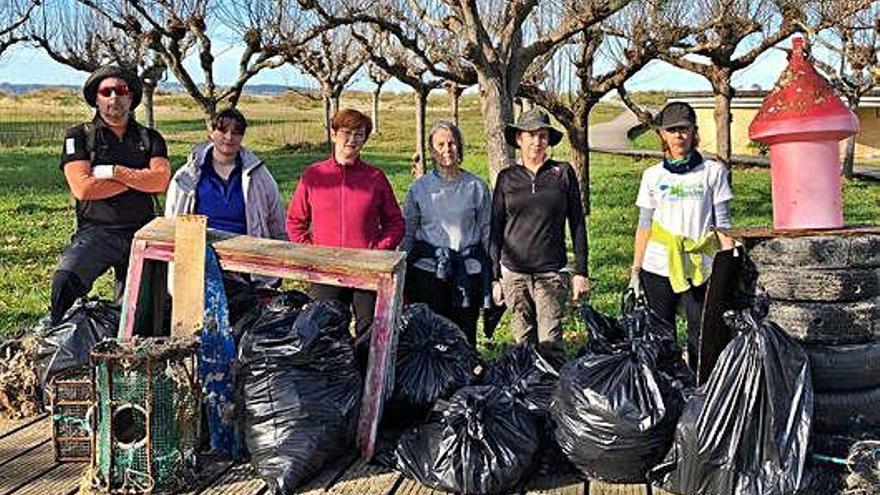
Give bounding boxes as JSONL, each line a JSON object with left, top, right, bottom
{"left": 630, "top": 102, "right": 734, "bottom": 370}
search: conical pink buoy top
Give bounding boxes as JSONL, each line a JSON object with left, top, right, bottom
{"left": 748, "top": 37, "right": 859, "bottom": 230}
{"left": 750, "top": 37, "right": 859, "bottom": 144}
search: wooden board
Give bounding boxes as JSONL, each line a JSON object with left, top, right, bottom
{"left": 0, "top": 442, "right": 57, "bottom": 495}
{"left": 326, "top": 458, "right": 399, "bottom": 495}
{"left": 0, "top": 417, "right": 50, "bottom": 469}
{"left": 588, "top": 480, "right": 648, "bottom": 495}
{"left": 391, "top": 479, "right": 447, "bottom": 495}
{"left": 721, "top": 225, "right": 880, "bottom": 241}
{"left": 524, "top": 473, "right": 586, "bottom": 495}
{"left": 177, "top": 460, "right": 234, "bottom": 495}
{"left": 6, "top": 462, "right": 82, "bottom": 495}
{"left": 197, "top": 463, "right": 266, "bottom": 495}
{"left": 0, "top": 414, "right": 46, "bottom": 441}
{"left": 298, "top": 456, "right": 358, "bottom": 495}
{"left": 137, "top": 217, "right": 406, "bottom": 279}
{"left": 172, "top": 215, "right": 206, "bottom": 338}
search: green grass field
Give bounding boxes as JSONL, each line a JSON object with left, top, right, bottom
{"left": 1, "top": 89, "right": 879, "bottom": 353}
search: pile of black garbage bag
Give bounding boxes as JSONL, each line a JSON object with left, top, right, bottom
{"left": 387, "top": 305, "right": 561, "bottom": 494}
{"left": 35, "top": 298, "right": 119, "bottom": 386}
{"left": 238, "top": 299, "right": 363, "bottom": 495}
{"left": 551, "top": 303, "right": 694, "bottom": 483}
{"left": 651, "top": 306, "right": 814, "bottom": 495}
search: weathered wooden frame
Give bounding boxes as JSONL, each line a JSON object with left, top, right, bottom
{"left": 117, "top": 217, "right": 406, "bottom": 460}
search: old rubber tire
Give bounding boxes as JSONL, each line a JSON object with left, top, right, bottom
{"left": 814, "top": 387, "right": 880, "bottom": 434}
{"left": 749, "top": 235, "right": 880, "bottom": 269}
{"left": 806, "top": 341, "right": 880, "bottom": 393}
{"left": 767, "top": 299, "right": 878, "bottom": 344}
{"left": 757, "top": 268, "right": 880, "bottom": 302}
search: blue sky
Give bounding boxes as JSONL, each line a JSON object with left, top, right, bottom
{"left": 0, "top": 39, "right": 791, "bottom": 94}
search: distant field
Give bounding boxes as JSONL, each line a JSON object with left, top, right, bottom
{"left": 1, "top": 89, "right": 878, "bottom": 353}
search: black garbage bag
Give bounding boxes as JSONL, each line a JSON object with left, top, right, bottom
{"left": 388, "top": 304, "right": 479, "bottom": 424}
{"left": 484, "top": 343, "right": 558, "bottom": 414}
{"left": 35, "top": 298, "right": 119, "bottom": 386}
{"left": 551, "top": 304, "right": 693, "bottom": 483}
{"left": 394, "top": 385, "right": 541, "bottom": 495}
{"left": 483, "top": 344, "right": 574, "bottom": 476}
{"left": 651, "top": 307, "right": 813, "bottom": 495}
{"left": 231, "top": 289, "right": 310, "bottom": 343}
{"left": 239, "top": 300, "right": 363, "bottom": 495}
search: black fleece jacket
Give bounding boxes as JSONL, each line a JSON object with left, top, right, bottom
{"left": 489, "top": 159, "right": 588, "bottom": 280}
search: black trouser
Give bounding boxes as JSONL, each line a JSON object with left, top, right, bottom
{"left": 640, "top": 270, "right": 707, "bottom": 371}
{"left": 404, "top": 266, "right": 480, "bottom": 347}
{"left": 309, "top": 283, "right": 376, "bottom": 337}
{"left": 51, "top": 225, "right": 133, "bottom": 325}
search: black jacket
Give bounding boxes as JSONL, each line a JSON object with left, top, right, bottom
{"left": 489, "top": 159, "right": 588, "bottom": 279}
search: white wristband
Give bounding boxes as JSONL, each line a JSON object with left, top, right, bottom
{"left": 92, "top": 165, "right": 114, "bottom": 179}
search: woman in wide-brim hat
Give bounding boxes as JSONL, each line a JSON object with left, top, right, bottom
{"left": 489, "top": 108, "right": 589, "bottom": 365}
{"left": 629, "top": 101, "right": 734, "bottom": 371}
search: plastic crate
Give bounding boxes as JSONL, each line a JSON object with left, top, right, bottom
{"left": 51, "top": 369, "right": 92, "bottom": 462}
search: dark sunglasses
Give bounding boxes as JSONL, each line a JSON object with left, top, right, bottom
{"left": 97, "top": 84, "right": 130, "bottom": 98}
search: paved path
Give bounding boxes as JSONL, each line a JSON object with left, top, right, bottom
{"left": 589, "top": 106, "right": 641, "bottom": 149}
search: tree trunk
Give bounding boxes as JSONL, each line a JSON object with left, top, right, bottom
{"left": 142, "top": 82, "right": 157, "bottom": 129}
{"left": 446, "top": 83, "right": 464, "bottom": 127}
{"left": 372, "top": 83, "right": 383, "bottom": 134}
{"left": 413, "top": 89, "right": 428, "bottom": 178}
{"left": 843, "top": 135, "right": 856, "bottom": 179}
{"left": 712, "top": 73, "right": 734, "bottom": 170}
{"left": 843, "top": 96, "right": 859, "bottom": 179}
{"left": 477, "top": 74, "right": 516, "bottom": 185}
{"left": 323, "top": 94, "right": 332, "bottom": 154}
{"left": 331, "top": 93, "right": 340, "bottom": 116}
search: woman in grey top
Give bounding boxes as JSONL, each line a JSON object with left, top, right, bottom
{"left": 401, "top": 121, "right": 492, "bottom": 346}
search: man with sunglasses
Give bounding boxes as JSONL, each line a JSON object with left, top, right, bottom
{"left": 50, "top": 64, "right": 170, "bottom": 325}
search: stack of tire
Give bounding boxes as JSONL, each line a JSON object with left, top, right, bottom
{"left": 749, "top": 234, "right": 880, "bottom": 436}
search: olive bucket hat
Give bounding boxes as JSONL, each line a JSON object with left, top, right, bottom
{"left": 82, "top": 64, "right": 143, "bottom": 110}
{"left": 504, "top": 108, "right": 563, "bottom": 148}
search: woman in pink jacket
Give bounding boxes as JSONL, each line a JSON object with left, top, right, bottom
{"left": 286, "top": 108, "right": 405, "bottom": 335}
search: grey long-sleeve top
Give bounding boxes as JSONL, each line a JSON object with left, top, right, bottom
{"left": 401, "top": 170, "right": 492, "bottom": 274}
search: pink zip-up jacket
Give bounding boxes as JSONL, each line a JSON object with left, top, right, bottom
{"left": 286, "top": 156, "right": 405, "bottom": 250}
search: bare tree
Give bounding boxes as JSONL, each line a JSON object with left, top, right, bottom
{"left": 65, "top": 0, "right": 324, "bottom": 125}
{"left": 0, "top": 0, "right": 38, "bottom": 59}
{"left": 353, "top": 27, "right": 443, "bottom": 177}
{"left": 367, "top": 61, "right": 390, "bottom": 133}
{"left": 297, "top": 0, "right": 627, "bottom": 184}
{"left": 29, "top": 0, "right": 167, "bottom": 127}
{"left": 520, "top": 0, "right": 688, "bottom": 213}
{"left": 287, "top": 26, "right": 367, "bottom": 151}
{"left": 810, "top": 1, "right": 880, "bottom": 178}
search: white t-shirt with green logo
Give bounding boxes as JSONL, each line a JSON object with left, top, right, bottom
{"left": 636, "top": 159, "right": 733, "bottom": 278}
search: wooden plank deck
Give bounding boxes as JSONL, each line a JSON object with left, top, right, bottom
{"left": 0, "top": 417, "right": 657, "bottom": 495}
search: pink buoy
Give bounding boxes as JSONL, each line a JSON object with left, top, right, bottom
{"left": 749, "top": 37, "right": 859, "bottom": 230}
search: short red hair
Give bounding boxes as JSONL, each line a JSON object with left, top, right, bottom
{"left": 331, "top": 108, "right": 373, "bottom": 139}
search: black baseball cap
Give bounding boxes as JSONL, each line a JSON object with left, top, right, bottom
{"left": 655, "top": 102, "right": 696, "bottom": 129}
